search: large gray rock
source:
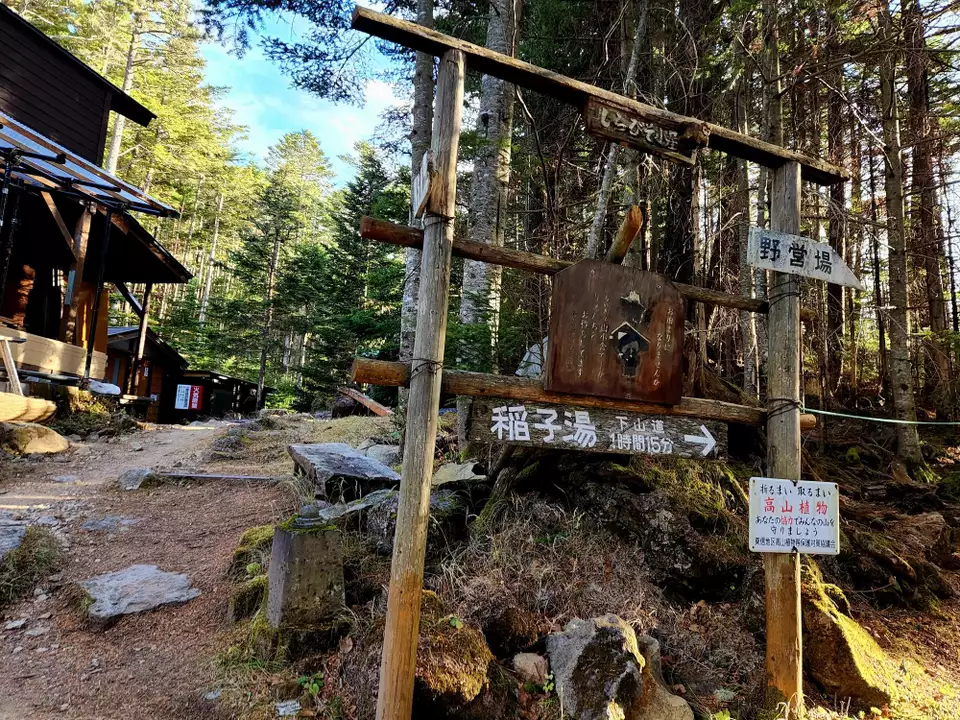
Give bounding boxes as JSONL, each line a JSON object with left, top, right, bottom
{"left": 363, "top": 444, "right": 401, "bottom": 467}
{"left": 81, "top": 516, "right": 141, "bottom": 532}
{"left": 288, "top": 443, "right": 400, "bottom": 501}
{"left": 118, "top": 467, "right": 160, "bottom": 491}
{"left": 0, "top": 422, "right": 68, "bottom": 455}
{"left": 432, "top": 462, "right": 486, "bottom": 487}
{"left": 0, "top": 514, "right": 27, "bottom": 562}
{"left": 77, "top": 564, "right": 200, "bottom": 622}
{"left": 366, "top": 488, "right": 467, "bottom": 555}
{"left": 295, "top": 489, "right": 398, "bottom": 530}
{"left": 546, "top": 615, "right": 692, "bottom": 720}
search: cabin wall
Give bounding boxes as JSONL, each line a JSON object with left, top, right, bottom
{"left": 0, "top": 14, "right": 111, "bottom": 163}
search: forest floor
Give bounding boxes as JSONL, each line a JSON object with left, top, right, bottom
{"left": 0, "top": 420, "right": 295, "bottom": 720}
{"left": 0, "top": 414, "right": 959, "bottom": 719}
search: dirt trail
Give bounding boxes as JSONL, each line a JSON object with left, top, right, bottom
{"left": 0, "top": 422, "right": 289, "bottom": 720}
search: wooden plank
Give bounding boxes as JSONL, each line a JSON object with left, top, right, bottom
{"left": 763, "top": 162, "right": 803, "bottom": 716}
{"left": 585, "top": 98, "right": 698, "bottom": 166}
{"left": 0, "top": 325, "right": 106, "bottom": 378}
{"left": 748, "top": 227, "right": 864, "bottom": 290}
{"left": 59, "top": 204, "right": 92, "bottom": 344}
{"left": 39, "top": 192, "right": 78, "bottom": 261}
{"left": 545, "top": 260, "right": 685, "bottom": 405}
{"left": 360, "top": 216, "right": 770, "bottom": 314}
{"left": 411, "top": 150, "right": 434, "bottom": 218}
{"left": 376, "top": 49, "right": 465, "bottom": 720}
{"left": 468, "top": 397, "right": 726, "bottom": 459}
{"left": 351, "top": 358, "right": 817, "bottom": 431}
{"left": 351, "top": 7, "right": 848, "bottom": 185}
{"left": 127, "top": 282, "right": 152, "bottom": 394}
{"left": 338, "top": 386, "right": 394, "bottom": 416}
{"left": 115, "top": 282, "right": 144, "bottom": 317}
{"left": 606, "top": 205, "right": 643, "bottom": 265}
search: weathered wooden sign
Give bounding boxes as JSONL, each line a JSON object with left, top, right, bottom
{"left": 584, "top": 98, "right": 700, "bottom": 166}
{"left": 545, "top": 260, "right": 685, "bottom": 405}
{"left": 411, "top": 150, "right": 434, "bottom": 218}
{"left": 468, "top": 397, "right": 727, "bottom": 459}
{"left": 748, "top": 477, "right": 840, "bottom": 555}
{"left": 748, "top": 227, "right": 863, "bottom": 290}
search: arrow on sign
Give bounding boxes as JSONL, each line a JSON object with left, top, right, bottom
{"left": 684, "top": 424, "right": 717, "bottom": 456}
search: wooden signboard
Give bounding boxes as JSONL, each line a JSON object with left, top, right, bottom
{"left": 584, "top": 98, "right": 701, "bottom": 166}
{"left": 748, "top": 227, "right": 863, "bottom": 290}
{"left": 545, "top": 260, "right": 685, "bottom": 405}
{"left": 468, "top": 397, "right": 726, "bottom": 459}
{"left": 749, "top": 477, "right": 840, "bottom": 555}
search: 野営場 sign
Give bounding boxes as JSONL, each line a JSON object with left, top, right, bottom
{"left": 748, "top": 227, "right": 864, "bottom": 290}
{"left": 749, "top": 477, "right": 840, "bottom": 555}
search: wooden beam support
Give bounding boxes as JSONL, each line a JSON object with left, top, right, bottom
{"left": 351, "top": 7, "right": 848, "bottom": 186}
{"left": 59, "top": 204, "right": 93, "bottom": 345}
{"left": 605, "top": 205, "right": 643, "bottom": 265}
{"left": 115, "top": 282, "right": 144, "bottom": 317}
{"left": 127, "top": 282, "right": 152, "bottom": 395}
{"left": 337, "top": 386, "right": 393, "bottom": 416}
{"left": 376, "top": 49, "right": 465, "bottom": 720}
{"left": 39, "top": 192, "right": 77, "bottom": 261}
{"left": 352, "top": 358, "right": 816, "bottom": 430}
{"left": 764, "top": 162, "right": 804, "bottom": 717}
{"left": 360, "top": 216, "right": 770, "bottom": 314}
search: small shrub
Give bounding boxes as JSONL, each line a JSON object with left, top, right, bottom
{"left": 0, "top": 527, "right": 63, "bottom": 608}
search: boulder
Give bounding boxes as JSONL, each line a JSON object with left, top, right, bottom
{"left": 363, "top": 444, "right": 402, "bottom": 468}
{"left": 0, "top": 422, "right": 68, "bottom": 455}
{"left": 77, "top": 564, "right": 200, "bottom": 623}
{"left": 546, "top": 615, "right": 645, "bottom": 720}
{"left": 118, "top": 467, "right": 160, "bottom": 491}
{"left": 512, "top": 652, "right": 549, "bottom": 686}
{"left": 296, "top": 489, "right": 398, "bottom": 530}
{"left": 366, "top": 488, "right": 467, "bottom": 555}
{"left": 801, "top": 561, "right": 898, "bottom": 710}
{"left": 288, "top": 443, "right": 400, "bottom": 501}
{"left": 634, "top": 636, "right": 693, "bottom": 720}
{"left": 432, "top": 462, "right": 487, "bottom": 487}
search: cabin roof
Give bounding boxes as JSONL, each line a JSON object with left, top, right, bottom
{"left": 108, "top": 326, "right": 188, "bottom": 369}
{"left": 0, "top": 5, "right": 154, "bottom": 126}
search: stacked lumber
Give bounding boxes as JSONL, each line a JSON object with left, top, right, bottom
{"left": 0, "top": 392, "right": 56, "bottom": 423}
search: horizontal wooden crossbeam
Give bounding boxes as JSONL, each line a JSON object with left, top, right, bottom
{"left": 360, "top": 216, "right": 769, "bottom": 314}
{"left": 351, "top": 7, "right": 848, "bottom": 186}
{"left": 351, "top": 358, "right": 817, "bottom": 430}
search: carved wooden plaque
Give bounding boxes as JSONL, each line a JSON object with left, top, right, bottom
{"left": 545, "top": 260, "right": 684, "bottom": 405}
{"left": 584, "top": 98, "right": 699, "bottom": 166}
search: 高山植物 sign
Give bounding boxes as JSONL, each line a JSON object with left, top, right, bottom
{"left": 748, "top": 227, "right": 863, "bottom": 290}
{"left": 468, "top": 398, "right": 726, "bottom": 459}
{"left": 749, "top": 477, "right": 840, "bottom": 555}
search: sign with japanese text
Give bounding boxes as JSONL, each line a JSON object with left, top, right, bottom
{"left": 747, "top": 228, "right": 864, "bottom": 290}
{"left": 749, "top": 477, "right": 840, "bottom": 555}
{"left": 174, "top": 383, "right": 203, "bottom": 411}
{"left": 468, "top": 398, "right": 727, "bottom": 459}
{"left": 584, "top": 98, "right": 698, "bottom": 166}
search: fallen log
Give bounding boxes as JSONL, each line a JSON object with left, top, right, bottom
{"left": 352, "top": 358, "right": 816, "bottom": 430}
{"left": 337, "top": 386, "right": 393, "bottom": 416}
{"left": 0, "top": 392, "right": 56, "bottom": 424}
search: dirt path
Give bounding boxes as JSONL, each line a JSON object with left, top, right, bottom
{"left": 0, "top": 422, "right": 290, "bottom": 720}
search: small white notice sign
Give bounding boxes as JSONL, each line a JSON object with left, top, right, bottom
{"left": 749, "top": 477, "right": 840, "bottom": 555}
{"left": 748, "top": 227, "right": 864, "bottom": 290}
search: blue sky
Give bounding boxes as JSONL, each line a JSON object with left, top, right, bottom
{"left": 199, "top": 15, "right": 402, "bottom": 184}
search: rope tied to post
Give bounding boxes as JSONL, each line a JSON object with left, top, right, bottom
{"left": 767, "top": 396, "right": 803, "bottom": 421}
{"left": 410, "top": 357, "right": 444, "bottom": 380}
{"left": 767, "top": 277, "right": 802, "bottom": 310}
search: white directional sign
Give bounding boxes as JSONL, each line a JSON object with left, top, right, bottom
{"left": 748, "top": 227, "right": 863, "bottom": 290}
{"left": 749, "top": 477, "right": 840, "bottom": 555}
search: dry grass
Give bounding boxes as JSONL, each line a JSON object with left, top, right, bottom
{"left": 0, "top": 526, "right": 62, "bottom": 609}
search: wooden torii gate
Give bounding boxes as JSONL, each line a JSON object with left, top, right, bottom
{"left": 349, "top": 8, "right": 848, "bottom": 719}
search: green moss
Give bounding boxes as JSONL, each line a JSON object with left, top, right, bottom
{"left": 0, "top": 527, "right": 63, "bottom": 609}
{"left": 628, "top": 456, "right": 739, "bottom": 523}
{"left": 846, "top": 446, "right": 862, "bottom": 465}
{"left": 939, "top": 472, "right": 960, "bottom": 501}
{"left": 276, "top": 514, "right": 337, "bottom": 534}
{"left": 230, "top": 524, "right": 274, "bottom": 577}
{"left": 229, "top": 574, "right": 268, "bottom": 622}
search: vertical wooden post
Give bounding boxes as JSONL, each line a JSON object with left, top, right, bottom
{"left": 765, "top": 160, "right": 803, "bottom": 717}
{"left": 85, "top": 209, "right": 113, "bottom": 379}
{"left": 61, "top": 204, "right": 93, "bottom": 345}
{"left": 375, "top": 49, "right": 465, "bottom": 720}
{"left": 127, "top": 282, "right": 152, "bottom": 395}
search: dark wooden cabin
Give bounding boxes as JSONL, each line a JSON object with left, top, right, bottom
{"left": 107, "top": 326, "right": 188, "bottom": 422}
{"left": 164, "top": 370, "right": 270, "bottom": 422}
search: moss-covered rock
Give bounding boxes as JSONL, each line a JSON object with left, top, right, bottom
{"left": 229, "top": 524, "right": 274, "bottom": 578}
{"left": 0, "top": 422, "right": 68, "bottom": 455}
{"left": 228, "top": 574, "right": 267, "bottom": 623}
{"left": 415, "top": 591, "right": 493, "bottom": 710}
{"left": 801, "top": 560, "right": 898, "bottom": 710}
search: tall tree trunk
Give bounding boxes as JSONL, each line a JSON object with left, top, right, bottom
{"left": 825, "top": 30, "right": 845, "bottom": 400}
{"left": 105, "top": 11, "right": 140, "bottom": 175}
{"left": 458, "top": 0, "right": 518, "bottom": 370}
{"left": 905, "top": 0, "right": 949, "bottom": 412}
{"left": 399, "top": 0, "right": 435, "bottom": 375}
{"left": 199, "top": 191, "right": 224, "bottom": 324}
{"left": 257, "top": 231, "right": 282, "bottom": 407}
{"left": 878, "top": 3, "right": 923, "bottom": 466}
{"left": 735, "top": 66, "right": 758, "bottom": 397}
